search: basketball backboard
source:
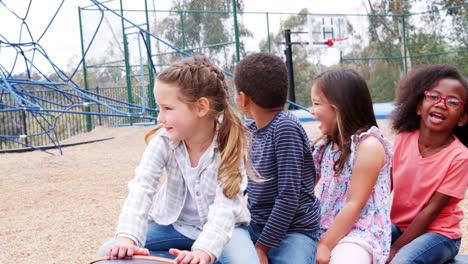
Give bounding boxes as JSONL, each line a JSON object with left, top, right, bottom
{"left": 307, "top": 16, "right": 349, "bottom": 48}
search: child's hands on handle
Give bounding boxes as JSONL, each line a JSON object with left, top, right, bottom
{"left": 169, "top": 248, "right": 211, "bottom": 264}
{"left": 315, "top": 243, "right": 331, "bottom": 264}
{"left": 106, "top": 237, "right": 150, "bottom": 259}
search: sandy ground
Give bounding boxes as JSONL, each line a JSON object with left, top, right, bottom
{"left": 0, "top": 120, "right": 466, "bottom": 264}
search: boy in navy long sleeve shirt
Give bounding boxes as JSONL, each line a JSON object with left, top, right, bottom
{"left": 234, "top": 52, "right": 320, "bottom": 264}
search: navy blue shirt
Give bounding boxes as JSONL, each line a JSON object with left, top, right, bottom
{"left": 247, "top": 110, "right": 320, "bottom": 248}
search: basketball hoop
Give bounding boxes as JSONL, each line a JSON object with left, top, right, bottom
{"left": 307, "top": 16, "right": 349, "bottom": 49}
{"left": 312, "top": 37, "right": 349, "bottom": 47}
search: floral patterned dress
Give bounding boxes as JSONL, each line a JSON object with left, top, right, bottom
{"left": 313, "top": 126, "right": 392, "bottom": 264}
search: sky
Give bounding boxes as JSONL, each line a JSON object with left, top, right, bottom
{"left": 0, "top": 0, "right": 369, "bottom": 76}
{"left": 245, "top": 0, "right": 366, "bottom": 13}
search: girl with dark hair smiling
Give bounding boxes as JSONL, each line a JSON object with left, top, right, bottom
{"left": 388, "top": 64, "right": 468, "bottom": 264}
{"left": 310, "top": 68, "right": 392, "bottom": 264}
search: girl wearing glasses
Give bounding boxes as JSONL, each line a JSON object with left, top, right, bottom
{"left": 388, "top": 64, "right": 468, "bottom": 264}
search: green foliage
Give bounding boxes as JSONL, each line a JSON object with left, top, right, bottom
{"left": 153, "top": 0, "right": 251, "bottom": 71}
{"left": 343, "top": 0, "right": 468, "bottom": 103}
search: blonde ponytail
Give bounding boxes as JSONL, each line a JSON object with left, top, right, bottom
{"left": 216, "top": 105, "right": 248, "bottom": 199}
{"left": 144, "top": 124, "right": 163, "bottom": 144}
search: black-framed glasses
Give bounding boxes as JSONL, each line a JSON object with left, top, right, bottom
{"left": 423, "top": 91, "right": 465, "bottom": 110}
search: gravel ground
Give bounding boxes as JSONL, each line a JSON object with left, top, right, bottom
{"left": 0, "top": 120, "right": 466, "bottom": 264}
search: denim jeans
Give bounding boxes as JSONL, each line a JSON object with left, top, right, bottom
{"left": 247, "top": 224, "right": 319, "bottom": 264}
{"left": 390, "top": 224, "right": 461, "bottom": 264}
{"left": 98, "top": 221, "right": 259, "bottom": 264}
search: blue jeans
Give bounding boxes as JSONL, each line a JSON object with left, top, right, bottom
{"left": 247, "top": 224, "right": 319, "bottom": 264}
{"left": 390, "top": 224, "right": 461, "bottom": 264}
{"left": 98, "top": 221, "right": 259, "bottom": 264}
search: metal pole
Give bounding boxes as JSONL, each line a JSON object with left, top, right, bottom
{"left": 137, "top": 33, "right": 146, "bottom": 114}
{"left": 266, "top": 12, "right": 271, "bottom": 52}
{"left": 120, "top": 0, "right": 134, "bottom": 125}
{"left": 180, "top": 12, "right": 186, "bottom": 49}
{"left": 21, "top": 105, "right": 28, "bottom": 145}
{"left": 78, "top": 6, "right": 93, "bottom": 131}
{"left": 232, "top": 0, "right": 240, "bottom": 61}
{"left": 402, "top": 15, "right": 407, "bottom": 73}
{"left": 96, "top": 86, "right": 102, "bottom": 126}
{"left": 284, "top": 29, "right": 296, "bottom": 110}
{"left": 144, "top": 0, "right": 156, "bottom": 114}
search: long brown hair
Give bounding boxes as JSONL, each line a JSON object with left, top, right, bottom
{"left": 146, "top": 56, "right": 249, "bottom": 199}
{"left": 312, "top": 68, "right": 378, "bottom": 175}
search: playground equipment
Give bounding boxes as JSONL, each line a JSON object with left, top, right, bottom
{"left": 279, "top": 16, "right": 349, "bottom": 108}
{"left": 0, "top": 0, "right": 162, "bottom": 154}
{"left": 88, "top": 255, "right": 175, "bottom": 264}
{"left": 1, "top": 1, "right": 466, "bottom": 154}
{"left": 0, "top": 0, "right": 240, "bottom": 153}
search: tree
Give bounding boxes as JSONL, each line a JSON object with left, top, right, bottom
{"left": 153, "top": 0, "right": 251, "bottom": 72}
{"left": 351, "top": 0, "right": 467, "bottom": 102}
{"left": 416, "top": 0, "right": 467, "bottom": 74}
{"left": 365, "top": 0, "right": 413, "bottom": 73}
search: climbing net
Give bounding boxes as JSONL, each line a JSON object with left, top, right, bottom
{"left": 0, "top": 0, "right": 181, "bottom": 154}
{"left": 0, "top": 0, "right": 312, "bottom": 154}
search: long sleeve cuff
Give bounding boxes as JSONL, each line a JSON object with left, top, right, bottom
{"left": 115, "top": 233, "right": 141, "bottom": 247}
{"left": 192, "top": 246, "right": 216, "bottom": 264}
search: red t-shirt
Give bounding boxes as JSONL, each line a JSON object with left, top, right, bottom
{"left": 391, "top": 130, "right": 468, "bottom": 239}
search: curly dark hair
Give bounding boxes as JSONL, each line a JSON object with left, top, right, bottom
{"left": 391, "top": 64, "right": 468, "bottom": 146}
{"left": 234, "top": 52, "right": 288, "bottom": 108}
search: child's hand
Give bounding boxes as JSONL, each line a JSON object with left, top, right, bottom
{"left": 169, "top": 248, "right": 211, "bottom": 264}
{"left": 106, "top": 237, "right": 150, "bottom": 259}
{"left": 385, "top": 246, "right": 398, "bottom": 263}
{"left": 255, "top": 248, "right": 269, "bottom": 264}
{"left": 254, "top": 242, "right": 269, "bottom": 264}
{"left": 315, "top": 243, "right": 331, "bottom": 264}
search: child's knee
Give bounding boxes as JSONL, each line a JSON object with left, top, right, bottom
{"left": 330, "top": 243, "right": 372, "bottom": 264}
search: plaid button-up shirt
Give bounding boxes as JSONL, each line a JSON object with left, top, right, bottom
{"left": 116, "top": 128, "right": 251, "bottom": 259}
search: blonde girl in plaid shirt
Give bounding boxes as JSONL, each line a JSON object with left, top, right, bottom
{"left": 98, "top": 56, "right": 259, "bottom": 264}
